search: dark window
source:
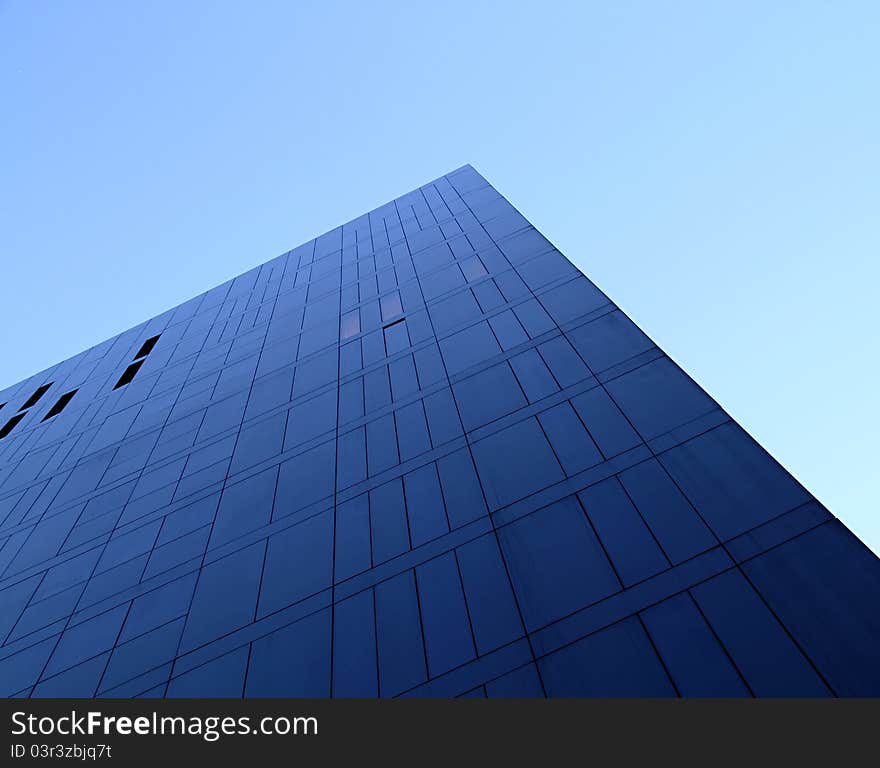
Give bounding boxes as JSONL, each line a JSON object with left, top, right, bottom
{"left": 42, "top": 389, "right": 78, "bottom": 421}
{"left": 134, "top": 334, "right": 161, "bottom": 359}
{"left": 113, "top": 360, "right": 145, "bottom": 390}
{"left": 20, "top": 382, "right": 53, "bottom": 410}
{"left": 382, "top": 316, "right": 406, "bottom": 330}
{"left": 0, "top": 412, "right": 26, "bottom": 439}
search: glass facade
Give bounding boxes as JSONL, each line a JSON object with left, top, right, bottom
{"left": 0, "top": 165, "right": 878, "bottom": 698}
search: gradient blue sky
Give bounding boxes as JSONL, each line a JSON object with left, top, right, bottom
{"left": 1, "top": 2, "right": 877, "bottom": 554}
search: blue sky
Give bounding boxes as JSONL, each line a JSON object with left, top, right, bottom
{"left": 1, "top": 1, "right": 877, "bottom": 553}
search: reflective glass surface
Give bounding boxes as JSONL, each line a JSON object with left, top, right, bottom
{"left": 0, "top": 166, "right": 878, "bottom": 698}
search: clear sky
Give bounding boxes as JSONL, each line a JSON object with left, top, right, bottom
{"left": 1, "top": 2, "right": 877, "bottom": 554}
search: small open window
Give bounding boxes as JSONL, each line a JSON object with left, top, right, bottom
{"left": 20, "top": 382, "right": 53, "bottom": 411}
{"left": 113, "top": 360, "right": 145, "bottom": 390}
{"left": 42, "top": 389, "right": 78, "bottom": 421}
{"left": 134, "top": 334, "right": 161, "bottom": 359}
{"left": 0, "top": 412, "right": 26, "bottom": 439}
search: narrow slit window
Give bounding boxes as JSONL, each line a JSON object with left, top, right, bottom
{"left": 134, "top": 334, "right": 161, "bottom": 359}
{"left": 20, "top": 382, "right": 53, "bottom": 411}
{"left": 113, "top": 360, "right": 144, "bottom": 390}
{"left": 0, "top": 412, "right": 26, "bottom": 439}
{"left": 382, "top": 316, "right": 406, "bottom": 330}
{"left": 42, "top": 389, "right": 78, "bottom": 421}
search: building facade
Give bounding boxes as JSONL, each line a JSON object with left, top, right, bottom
{"left": 0, "top": 165, "right": 878, "bottom": 698}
